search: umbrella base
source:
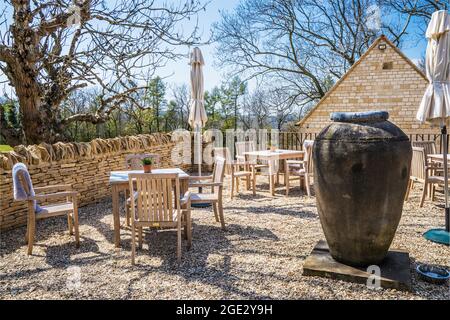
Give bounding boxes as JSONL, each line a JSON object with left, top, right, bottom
{"left": 423, "top": 229, "right": 450, "bottom": 246}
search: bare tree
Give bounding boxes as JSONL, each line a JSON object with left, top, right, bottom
{"left": 265, "top": 88, "right": 299, "bottom": 130}
{"left": 61, "top": 88, "right": 99, "bottom": 141}
{"left": 382, "top": 0, "right": 448, "bottom": 29}
{"left": 213, "top": 0, "right": 418, "bottom": 106}
{"left": 171, "top": 83, "right": 190, "bottom": 129}
{"left": 240, "top": 89, "right": 270, "bottom": 130}
{"left": 0, "top": 0, "right": 206, "bottom": 144}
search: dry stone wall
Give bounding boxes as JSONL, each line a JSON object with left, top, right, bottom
{"left": 0, "top": 133, "right": 187, "bottom": 231}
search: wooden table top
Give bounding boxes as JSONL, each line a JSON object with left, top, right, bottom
{"left": 427, "top": 154, "right": 450, "bottom": 161}
{"left": 109, "top": 168, "right": 189, "bottom": 184}
{"left": 243, "top": 149, "right": 304, "bottom": 160}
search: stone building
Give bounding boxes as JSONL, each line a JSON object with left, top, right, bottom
{"left": 296, "top": 35, "right": 434, "bottom": 135}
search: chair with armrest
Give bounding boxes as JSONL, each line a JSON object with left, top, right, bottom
{"left": 213, "top": 147, "right": 255, "bottom": 199}
{"left": 284, "top": 140, "right": 314, "bottom": 196}
{"left": 124, "top": 153, "right": 161, "bottom": 226}
{"left": 235, "top": 140, "right": 271, "bottom": 185}
{"left": 405, "top": 147, "right": 450, "bottom": 207}
{"left": 12, "top": 163, "right": 80, "bottom": 255}
{"left": 128, "top": 173, "right": 192, "bottom": 264}
{"left": 188, "top": 157, "right": 226, "bottom": 229}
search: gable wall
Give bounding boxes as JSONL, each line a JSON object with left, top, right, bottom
{"left": 298, "top": 39, "right": 434, "bottom": 135}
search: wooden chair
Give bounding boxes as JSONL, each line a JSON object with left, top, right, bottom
{"left": 235, "top": 140, "right": 271, "bottom": 183}
{"left": 412, "top": 141, "right": 439, "bottom": 197}
{"left": 284, "top": 140, "right": 314, "bottom": 196}
{"left": 235, "top": 141, "right": 269, "bottom": 170}
{"left": 128, "top": 173, "right": 192, "bottom": 264}
{"left": 188, "top": 157, "right": 226, "bottom": 229}
{"left": 15, "top": 166, "right": 79, "bottom": 255}
{"left": 405, "top": 147, "right": 449, "bottom": 207}
{"left": 412, "top": 141, "right": 437, "bottom": 157}
{"left": 125, "top": 153, "right": 160, "bottom": 226}
{"left": 214, "top": 147, "right": 255, "bottom": 199}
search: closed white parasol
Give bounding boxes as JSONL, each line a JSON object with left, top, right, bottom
{"left": 417, "top": 10, "right": 450, "bottom": 244}
{"left": 189, "top": 47, "right": 207, "bottom": 176}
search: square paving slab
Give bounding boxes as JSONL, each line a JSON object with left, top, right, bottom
{"left": 303, "top": 240, "right": 411, "bottom": 291}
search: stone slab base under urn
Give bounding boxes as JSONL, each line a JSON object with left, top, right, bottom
{"left": 303, "top": 240, "right": 412, "bottom": 291}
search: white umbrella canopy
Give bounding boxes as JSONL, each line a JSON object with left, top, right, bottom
{"left": 189, "top": 47, "right": 208, "bottom": 128}
{"left": 416, "top": 10, "right": 450, "bottom": 125}
{"left": 189, "top": 47, "right": 207, "bottom": 176}
{"left": 417, "top": 10, "right": 450, "bottom": 239}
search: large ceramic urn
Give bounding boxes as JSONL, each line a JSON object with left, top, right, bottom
{"left": 314, "top": 111, "right": 412, "bottom": 267}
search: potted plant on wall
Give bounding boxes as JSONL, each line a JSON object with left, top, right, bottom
{"left": 142, "top": 157, "right": 153, "bottom": 173}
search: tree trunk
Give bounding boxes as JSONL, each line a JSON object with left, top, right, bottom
{"left": 14, "top": 79, "right": 50, "bottom": 145}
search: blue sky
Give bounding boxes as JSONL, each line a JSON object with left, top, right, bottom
{"left": 160, "top": 0, "right": 241, "bottom": 93}
{"left": 163, "top": 0, "right": 428, "bottom": 94}
{"left": 0, "top": 0, "right": 429, "bottom": 97}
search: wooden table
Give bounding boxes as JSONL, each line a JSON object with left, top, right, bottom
{"left": 243, "top": 149, "right": 305, "bottom": 196}
{"left": 428, "top": 154, "right": 450, "bottom": 163}
{"left": 109, "top": 168, "right": 190, "bottom": 247}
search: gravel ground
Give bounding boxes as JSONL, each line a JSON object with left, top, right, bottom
{"left": 0, "top": 176, "right": 449, "bottom": 300}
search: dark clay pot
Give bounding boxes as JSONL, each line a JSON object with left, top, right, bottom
{"left": 313, "top": 111, "right": 412, "bottom": 267}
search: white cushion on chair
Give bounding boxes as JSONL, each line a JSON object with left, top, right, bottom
{"left": 292, "top": 169, "right": 306, "bottom": 175}
{"left": 37, "top": 202, "right": 74, "bottom": 218}
{"left": 126, "top": 191, "right": 138, "bottom": 205}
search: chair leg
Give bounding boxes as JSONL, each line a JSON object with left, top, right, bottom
{"left": 285, "top": 162, "right": 290, "bottom": 196}
{"left": 230, "top": 176, "right": 235, "bottom": 199}
{"left": 131, "top": 225, "right": 136, "bottom": 265}
{"left": 404, "top": 179, "right": 412, "bottom": 201}
{"left": 73, "top": 198, "right": 80, "bottom": 248}
{"left": 25, "top": 220, "right": 30, "bottom": 244}
{"left": 252, "top": 166, "right": 256, "bottom": 195}
{"left": 67, "top": 214, "right": 74, "bottom": 236}
{"left": 125, "top": 190, "right": 131, "bottom": 227}
{"left": 236, "top": 177, "right": 240, "bottom": 193}
{"left": 186, "top": 211, "right": 192, "bottom": 250}
{"left": 251, "top": 174, "right": 256, "bottom": 196}
{"left": 431, "top": 184, "right": 436, "bottom": 201}
{"left": 429, "top": 183, "right": 434, "bottom": 199}
{"left": 177, "top": 224, "right": 182, "bottom": 262}
{"left": 27, "top": 205, "right": 35, "bottom": 255}
{"left": 218, "top": 198, "right": 226, "bottom": 230}
{"left": 246, "top": 175, "right": 250, "bottom": 190}
{"left": 213, "top": 203, "right": 219, "bottom": 222}
{"left": 420, "top": 182, "right": 427, "bottom": 208}
{"left": 305, "top": 174, "right": 311, "bottom": 197}
{"left": 138, "top": 227, "right": 143, "bottom": 249}
{"left": 126, "top": 205, "right": 131, "bottom": 227}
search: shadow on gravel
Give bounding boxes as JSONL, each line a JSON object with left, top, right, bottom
{"left": 119, "top": 223, "right": 281, "bottom": 299}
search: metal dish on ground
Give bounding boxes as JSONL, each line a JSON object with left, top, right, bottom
{"left": 416, "top": 264, "right": 450, "bottom": 285}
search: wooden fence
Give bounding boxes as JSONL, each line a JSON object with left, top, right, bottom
{"left": 214, "top": 131, "right": 447, "bottom": 153}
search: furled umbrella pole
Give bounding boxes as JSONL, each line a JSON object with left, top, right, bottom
{"left": 189, "top": 47, "right": 208, "bottom": 177}
{"left": 416, "top": 10, "right": 450, "bottom": 244}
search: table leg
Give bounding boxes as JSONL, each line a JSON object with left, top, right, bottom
{"left": 112, "top": 184, "right": 121, "bottom": 248}
{"left": 180, "top": 180, "right": 189, "bottom": 194}
{"left": 269, "top": 175, "right": 275, "bottom": 196}
{"left": 269, "top": 160, "right": 275, "bottom": 196}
